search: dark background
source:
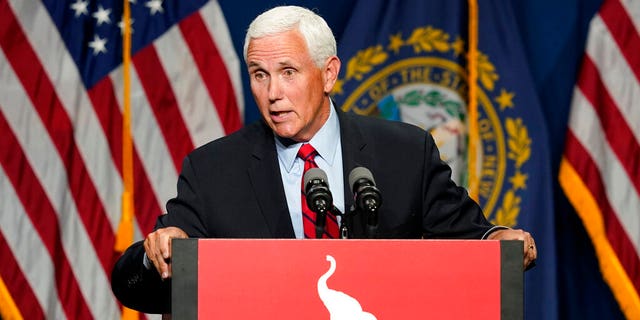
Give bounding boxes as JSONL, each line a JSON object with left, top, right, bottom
{"left": 217, "top": 0, "right": 623, "bottom": 318}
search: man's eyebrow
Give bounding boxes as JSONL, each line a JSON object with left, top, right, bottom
{"left": 277, "top": 60, "right": 295, "bottom": 67}
{"left": 248, "top": 61, "right": 297, "bottom": 70}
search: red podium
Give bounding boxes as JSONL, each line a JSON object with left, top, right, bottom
{"left": 172, "top": 239, "right": 523, "bottom": 319}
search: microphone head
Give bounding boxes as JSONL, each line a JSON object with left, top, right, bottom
{"left": 303, "top": 168, "right": 332, "bottom": 214}
{"left": 303, "top": 168, "right": 329, "bottom": 194}
{"left": 348, "top": 167, "right": 376, "bottom": 191}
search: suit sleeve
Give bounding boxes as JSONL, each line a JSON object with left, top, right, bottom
{"left": 111, "top": 156, "right": 208, "bottom": 314}
{"left": 164, "top": 155, "right": 210, "bottom": 237}
{"left": 420, "top": 133, "right": 494, "bottom": 239}
{"left": 110, "top": 240, "right": 172, "bottom": 314}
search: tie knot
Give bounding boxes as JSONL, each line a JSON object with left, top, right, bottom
{"left": 297, "top": 143, "right": 317, "bottom": 161}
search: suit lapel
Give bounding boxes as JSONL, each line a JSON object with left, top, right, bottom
{"left": 244, "top": 110, "right": 372, "bottom": 238}
{"left": 246, "top": 122, "right": 296, "bottom": 238}
{"left": 337, "top": 110, "right": 373, "bottom": 237}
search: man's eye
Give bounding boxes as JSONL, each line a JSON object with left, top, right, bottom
{"left": 253, "top": 72, "right": 266, "bottom": 80}
{"left": 283, "top": 69, "right": 295, "bottom": 77}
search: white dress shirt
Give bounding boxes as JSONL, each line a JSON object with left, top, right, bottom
{"left": 275, "top": 103, "right": 344, "bottom": 239}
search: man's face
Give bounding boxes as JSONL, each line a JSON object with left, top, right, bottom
{"left": 246, "top": 29, "right": 340, "bottom": 142}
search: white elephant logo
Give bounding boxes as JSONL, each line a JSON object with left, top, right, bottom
{"left": 317, "top": 255, "right": 377, "bottom": 320}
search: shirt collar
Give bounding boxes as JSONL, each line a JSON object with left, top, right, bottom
{"left": 276, "top": 102, "right": 341, "bottom": 173}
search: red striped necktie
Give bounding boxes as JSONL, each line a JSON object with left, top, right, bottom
{"left": 297, "top": 144, "right": 339, "bottom": 238}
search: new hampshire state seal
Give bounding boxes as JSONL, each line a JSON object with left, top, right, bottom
{"left": 333, "top": 26, "right": 532, "bottom": 227}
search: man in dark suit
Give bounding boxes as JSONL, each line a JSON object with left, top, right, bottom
{"left": 111, "top": 5, "right": 537, "bottom": 314}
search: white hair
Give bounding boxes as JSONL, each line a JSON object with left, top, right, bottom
{"left": 243, "top": 6, "right": 336, "bottom": 67}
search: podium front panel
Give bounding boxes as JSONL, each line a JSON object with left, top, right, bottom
{"left": 172, "top": 239, "right": 522, "bottom": 319}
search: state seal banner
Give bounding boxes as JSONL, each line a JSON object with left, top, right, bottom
{"left": 332, "top": 1, "right": 557, "bottom": 319}
{"left": 559, "top": 0, "right": 640, "bottom": 318}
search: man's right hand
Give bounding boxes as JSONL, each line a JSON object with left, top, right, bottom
{"left": 143, "top": 226, "right": 188, "bottom": 279}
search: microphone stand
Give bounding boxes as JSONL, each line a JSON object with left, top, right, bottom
{"left": 329, "top": 206, "right": 349, "bottom": 239}
{"left": 315, "top": 212, "right": 326, "bottom": 239}
{"left": 328, "top": 205, "right": 379, "bottom": 239}
{"left": 347, "top": 207, "right": 378, "bottom": 239}
{"left": 365, "top": 209, "right": 379, "bottom": 239}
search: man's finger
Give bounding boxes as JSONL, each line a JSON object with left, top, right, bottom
{"left": 143, "top": 227, "right": 188, "bottom": 279}
{"left": 153, "top": 250, "right": 170, "bottom": 279}
{"left": 524, "top": 243, "right": 537, "bottom": 270}
{"left": 160, "top": 236, "right": 171, "bottom": 260}
{"left": 155, "top": 233, "right": 172, "bottom": 278}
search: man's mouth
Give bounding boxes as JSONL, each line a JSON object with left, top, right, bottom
{"left": 270, "top": 110, "right": 291, "bottom": 121}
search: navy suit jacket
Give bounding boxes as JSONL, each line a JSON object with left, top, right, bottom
{"left": 111, "top": 108, "right": 494, "bottom": 313}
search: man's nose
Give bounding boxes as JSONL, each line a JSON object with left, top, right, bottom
{"left": 267, "top": 77, "right": 282, "bottom": 101}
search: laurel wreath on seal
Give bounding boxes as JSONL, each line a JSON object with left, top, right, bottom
{"left": 334, "top": 25, "right": 531, "bottom": 227}
{"left": 493, "top": 118, "right": 531, "bottom": 227}
{"left": 406, "top": 26, "right": 451, "bottom": 53}
{"left": 345, "top": 45, "right": 388, "bottom": 81}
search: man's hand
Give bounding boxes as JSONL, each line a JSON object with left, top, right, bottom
{"left": 488, "top": 228, "right": 537, "bottom": 270}
{"left": 143, "top": 226, "right": 188, "bottom": 279}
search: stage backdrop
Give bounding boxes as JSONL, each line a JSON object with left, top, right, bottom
{"left": 220, "top": 1, "right": 623, "bottom": 319}
{"left": 0, "top": 0, "right": 630, "bottom": 319}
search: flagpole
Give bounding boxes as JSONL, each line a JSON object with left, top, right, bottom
{"left": 0, "top": 276, "right": 22, "bottom": 320}
{"left": 467, "top": 0, "right": 479, "bottom": 201}
{"left": 115, "top": 0, "right": 138, "bottom": 319}
{"left": 115, "top": 0, "right": 134, "bottom": 255}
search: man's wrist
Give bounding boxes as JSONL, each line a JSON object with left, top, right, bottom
{"left": 143, "top": 252, "right": 152, "bottom": 270}
{"left": 482, "top": 225, "right": 510, "bottom": 239}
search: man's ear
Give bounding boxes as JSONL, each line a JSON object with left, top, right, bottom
{"left": 323, "top": 56, "right": 341, "bottom": 94}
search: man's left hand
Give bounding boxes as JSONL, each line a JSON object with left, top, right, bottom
{"left": 488, "top": 228, "right": 537, "bottom": 270}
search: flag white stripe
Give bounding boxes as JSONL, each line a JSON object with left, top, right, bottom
{"left": 9, "top": 0, "right": 123, "bottom": 230}
{"left": 569, "top": 88, "right": 640, "bottom": 253}
{"left": 155, "top": 24, "right": 225, "bottom": 147}
{"left": 110, "top": 66, "right": 179, "bottom": 209}
{"left": 14, "top": 1, "right": 149, "bottom": 282}
{"left": 200, "top": 0, "right": 245, "bottom": 118}
{"left": 1, "top": 1, "right": 244, "bottom": 317}
{"left": 0, "top": 48, "right": 119, "bottom": 319}
{"left": 621, "top": 0, "right": 640, "bottom": 38}
{"left": 587, "top": 14, "right": 640, "bottom": 142}
{"left": 0, "top": 168, "right": 66, "bottom": 320}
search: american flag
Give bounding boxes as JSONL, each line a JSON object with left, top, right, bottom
{"left": 0, "top": 0, "right": 243, "bottom": 318}
{"left": 559, "top": 0, "right": 640, "bottom": 318}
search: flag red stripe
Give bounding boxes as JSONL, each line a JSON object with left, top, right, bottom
{"left": 133, "top": 46, "right": 195, "bottom": 172}
{"left": 0, "top": 5, "right": 118, "bottom": 275}
{"left": 87, "top": 80, "right": 124, "bottom": 175}
{"left": 0, "top": 232, "right": 45, "bottom": 319}
{"left": 564, "top": 131, "right": 640, "bottom": 291}
{"left": 0, "top": 111, "right": 93, "bottom": 319}
{"left": 88, "top": 79, "right": 163, "bottom": 235}
{"left": 600, "top": 0, "right": 640, "bottom": 83}
{"left": 1, "top": 1, "right": 244, "bottom": 318}
{"left": 577, "top": 56, "right": 640, "bottom": 194}
{"left": 132, "top": 149, "right": 164, "bottom": 235}
{"left": 0, "top": 0, "right": 117, "bottom": 274}
{"left": 179, "top": 12, "right": 242, "bottom": 134}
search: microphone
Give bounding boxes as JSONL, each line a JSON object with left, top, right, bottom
{"left": 348, "top": 167, "right": 382, "bottom": 238}
{"left": 303, "top": 168, "right": 333, "bottom": 238}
